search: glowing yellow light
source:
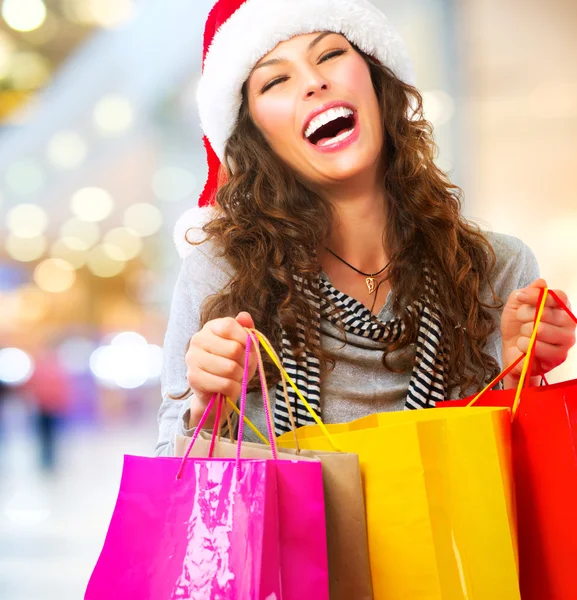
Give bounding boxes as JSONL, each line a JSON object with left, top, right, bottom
{"left": 152, "top": 166, "right": 197, "bottom": 202}
{"left": 6, "top": 160, "right": 45, "bottom": 195}
{"left": 47, "top": 131, "right": 87, "bottom": 169}
{"left": 7, "top": 204, "right": 48, "bottom": 238}
{"left": 70, "top": 187, "right": 114, "bottom": 222}
{"left": 0, "top": 32, "right": 15, "bottom": 79}
{"left": 103, "top": 227, "right": 142, "bottom": 260}
{"left": 123, "top": 203, "right": 163, "bottom": 237}
{"left": 20, "top": 11, "right": 58, "bottom": 45}
{"left": 60, "top": 218, "right": 100, "bottom": 250}
{"left": 93, "top": 95, "right": 134, "bottom": 135}
{"left": 34, "top": 259, "right": 76, "bottom": 293}
{"left": 5, "top": 234, "right": 47, "bottom": 262}
{"left": 9, "top": 52, "right": 51, "bottom": 90}
{"left": 86, "top": 245, "right": 126, "bottom": 278}
{"left": 2, "top": 0, "right": 47, "bottom": 33}
{"left": 50, "top": 239, "right": 86, "bottom": 269}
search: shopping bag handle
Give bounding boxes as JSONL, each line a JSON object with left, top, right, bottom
{"left": 220, "top": 334, "right": 305, "bottom": 452}
{"left": 467, "top": 288, "right": 576, "bottom": 419}
{"left": 249, "top": 328, "right": 341, "bottom": 452}
{"left": 236, "top": 330, "right": 279, "bottom": 463}
{"left": 244, "top": 329, "right": 303, "bottom": 453}
{"left": 176, "top": 331, "right": 279, "bottom": 479}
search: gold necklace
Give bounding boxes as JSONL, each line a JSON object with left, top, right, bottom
{"left": 324, "top": 246, "right": 390, "bottom": 294}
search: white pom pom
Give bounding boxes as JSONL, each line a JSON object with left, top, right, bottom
{"left": 173, "top": 205, "right": 216, "bottom": 258}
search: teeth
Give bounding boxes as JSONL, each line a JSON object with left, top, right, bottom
{"left": 305, "top": 106, "right": 354, "bottom": 139}
{"left": 317, "top": 127, "right": 354, "bottom": 147}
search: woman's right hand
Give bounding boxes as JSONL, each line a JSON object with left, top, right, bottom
{"left": 185, "top": 311, "right": 257, "bottom": 429}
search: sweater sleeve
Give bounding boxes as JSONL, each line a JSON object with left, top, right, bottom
{"left": 482, "top": 232, "right": 540, "bottom": 371}
{"left": 155, "top": 243, "right": 232, "bottom": 456}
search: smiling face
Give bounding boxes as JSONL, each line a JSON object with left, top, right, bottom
{"left": 246, "top": 32, "right": 384, "bottom": 192}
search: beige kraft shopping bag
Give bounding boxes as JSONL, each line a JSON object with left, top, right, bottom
{"left": 176, "top": 432, "right": 372, "bottom": 600}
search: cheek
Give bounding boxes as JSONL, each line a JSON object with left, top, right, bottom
{"left": 250, "top": 95, "right": 297, "bottom": 150}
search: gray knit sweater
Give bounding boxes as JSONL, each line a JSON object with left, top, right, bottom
{"left": 156, "top": 231, "right": 539, "bottom": 456}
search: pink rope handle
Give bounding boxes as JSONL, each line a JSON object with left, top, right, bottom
{"left": 235, "top": 330, "right": 278, "bottom": 474}
{"left": 235, "top": 333, "right": 252, "bottom": 464}
{"left": 207, "top": 394, "right": 224, "bottom": 458}
{"left": 176, "top": 392, "right": 218, "bottom": 480}
{"left": 246, "top": 330, "right": 278, "bottom": 460}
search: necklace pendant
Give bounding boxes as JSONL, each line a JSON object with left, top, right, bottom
{"left": 366, "top": 277, "right": 376, "bottom": 294}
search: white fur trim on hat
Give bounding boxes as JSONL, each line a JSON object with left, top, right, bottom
{"left": 173, "top": 205, "right": 216, "bottom": 258}
{"left": 197, "top": 0, "right": 414, "bottom": 162}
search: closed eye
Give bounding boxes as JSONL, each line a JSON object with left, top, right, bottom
{"left": 260, "top": 76, "right": 289, "bottom": 94}
{"left": 318, "top": 49, "right": 347, "bottom": 63}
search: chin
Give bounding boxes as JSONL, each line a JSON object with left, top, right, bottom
{"left": 311, "top": 153, "right": 380, "bottom": 186}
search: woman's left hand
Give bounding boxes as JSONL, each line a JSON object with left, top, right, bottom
{"left": 501, "top": 278, "right": 576, "bottom": 386}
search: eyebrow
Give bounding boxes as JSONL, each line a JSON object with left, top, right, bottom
{"left": 251, "top": 31, "right": 336, "bottom": 72}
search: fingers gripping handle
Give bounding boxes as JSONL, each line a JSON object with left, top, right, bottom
{"left": 467, "top": 288, "right": 576, "bottom": 419}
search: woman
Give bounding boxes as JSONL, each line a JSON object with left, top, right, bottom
{"left": 156, "top": 0, "right": 575, "bottom": 456}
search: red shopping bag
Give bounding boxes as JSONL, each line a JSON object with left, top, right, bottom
{"left": 439, "top": 288, "right": 577, "bottom": 600}
{"left": 86, "top": 332, "right": 329, "bottom": 600}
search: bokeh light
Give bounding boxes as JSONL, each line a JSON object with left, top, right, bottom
{"left": 152, "top": 166, "right": 196, "bottom": 202}
{"left": 5, "top": 160, "right": 45, "bottom": 195}
{"left": 50, "top": 239, "right": 87, "bottom": 269}
{"left": 103, "top": 227, "right": 142, "bottom": 260}
{"left": 0, "top": 32, "right": 15, "bottom": 79}
{"left": 93, "top": 95, "right": 134, "bottom": 135}
{"left": 70, "top": 187, "right": 114, "bottom": 222}
{"left": 86, "top": 245, "right": 126, "bottom": 277}
{"left": 8, "top": 51, "right": 51, "bottom": 90}
{"left": 0, "top": 347, "right": 34, "bottom": 385}
{"left": 421, "top": 90, "right": 455, "bottom": 126}
{"left": 47, "top": 131, "right": 88, "bottom": 169}
{"left": 34, "top": 258, "right": 76, "bottom": 293}
{"left": 7, "top": 203, "right": 48, "bottom": 237}
{"left": 123, "top": 203, "right": 163, "bottom": 237}
{"left": 1, "top": 0, "right": 47, "bottom": 33}
{"left": 5, "top": 234, "right": 47, "bottom": 262}
{"left": 60, "top": 218, "right": 100, "bottom": 250}
{"left": 89, "top": 332, "right": 163, "bottom": 389}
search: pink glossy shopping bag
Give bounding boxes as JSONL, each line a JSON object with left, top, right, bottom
{"left": 85, "top": 331, "right": 329, "bottom": 600}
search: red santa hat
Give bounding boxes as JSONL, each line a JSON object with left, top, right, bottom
{"left": 175, "top": 0, "right": 414, "bottom": 257}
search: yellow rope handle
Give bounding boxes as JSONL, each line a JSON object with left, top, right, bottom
{"left": 225, "top": 396, "right": 270, "bottom": 446}
{"left": 466, "top": 353, "right": 525, "bottom": 408}
{"left": 512, "top": 288, "right": 549, "bottom": 416}
{"left": 251, "top": 329, "right": 341, "bottom": 452}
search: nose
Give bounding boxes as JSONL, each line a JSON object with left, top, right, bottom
{"left": 302, "top": 68, "right": 329, "bottom": 99}
{"left": 306, "top": 82, "right": 328, "bottom": 98}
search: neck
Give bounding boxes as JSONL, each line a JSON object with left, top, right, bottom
{"left": 318, "top": 176, "right": 389, "bottom": 273}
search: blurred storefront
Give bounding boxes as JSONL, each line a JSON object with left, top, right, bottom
{"left": 0, "top": 0, "right": 575, "bottom": 598}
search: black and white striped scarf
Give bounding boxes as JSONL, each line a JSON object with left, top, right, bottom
{"left": 273, "top": 270, "right": 448, "bottom": 435}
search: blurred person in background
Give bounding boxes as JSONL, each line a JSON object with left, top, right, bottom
{"left": 156, "top": 0, "right": 576, "bottom": 455}
{"left": 24, "top": 348, "right": 72, "bottom": 472}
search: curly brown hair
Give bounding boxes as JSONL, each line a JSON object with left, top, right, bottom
{"left": 186, "top": 47, "right": 502, "bottom": 397}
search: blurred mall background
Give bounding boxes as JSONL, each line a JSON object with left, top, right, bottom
{"left": 0, "top": 0, "right": 575, "bottom": 598}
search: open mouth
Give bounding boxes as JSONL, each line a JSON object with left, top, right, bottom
{"left": 304, "top": 106, "right": 357, "bottom": 147}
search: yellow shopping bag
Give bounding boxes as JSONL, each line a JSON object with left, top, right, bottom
{"left": 252, "top": 331, "right": 520, "bottom": 600}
